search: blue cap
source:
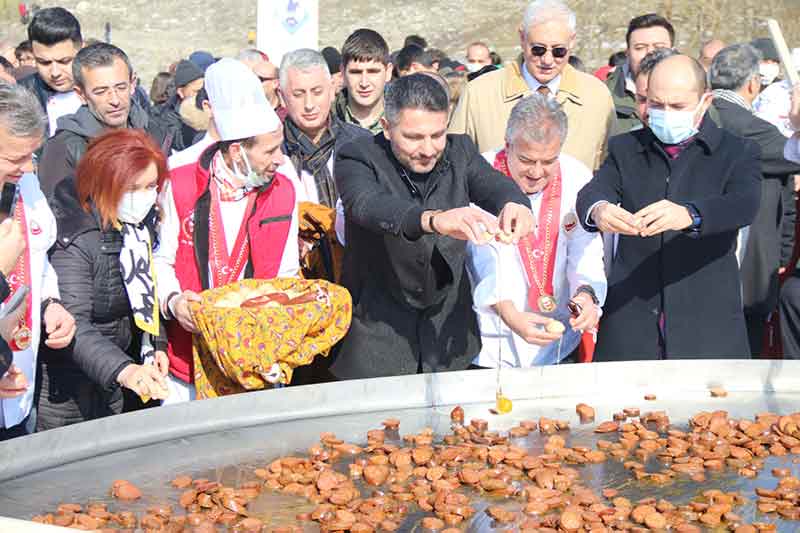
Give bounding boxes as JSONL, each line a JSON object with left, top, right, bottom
{"left": 189, "top": 50, "right": 215, "bottom": 73}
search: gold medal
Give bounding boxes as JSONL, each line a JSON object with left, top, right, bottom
{"left": 13, "top": 325, "right": 31, "bottom": 350}
{"left": 538, "top": 295, "right": 557, "bottom": 313}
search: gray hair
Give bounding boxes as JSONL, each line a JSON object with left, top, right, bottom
{"left": 236, "top": 48, "right": 266, "bottom": 64}
{"left": 384, "top": 73, "right": 449, "bottom": 126}
{"left": 279, "top": 48, "right": 330, "bottom": 90}
{"left": 522, "top": 0, "right": 576, "bottom": 36}
{"left": 72, "top": 42, "right": 133, "bottom": 90}
{"left": 0, "top": 81, "right": 46, "bottom": 138}
{"left": 709, "top": 43, "right": 762, "bottom": 91}
{"left": 638, "top": 47, "right": 680, "bottom": 78}
{"left": 505, "top": 93, "right": 568, "bottom": 147}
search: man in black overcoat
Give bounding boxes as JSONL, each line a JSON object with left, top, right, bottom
{"left": 576, "top": 55, "right": 762, "bottom": 360}
{"left": 708, "top": 44, "right": 800, "bottom": 356}
{"left": 333, "top": 74, "right": 534, "bottom": 379}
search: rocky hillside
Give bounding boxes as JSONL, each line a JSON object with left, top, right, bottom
{"left": 2, "top": 0, "right": 799, "bottom": 89}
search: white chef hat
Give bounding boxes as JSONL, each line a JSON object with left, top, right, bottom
{"left": 205, "top": 57, "right": 280, "bottom": 141}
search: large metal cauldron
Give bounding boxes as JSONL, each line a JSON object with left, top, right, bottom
{"left": 1, "top": 360, "right": 799, "bottom": 531}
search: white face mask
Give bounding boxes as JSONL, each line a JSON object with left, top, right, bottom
{"left": 117, "top": 188, "right": 157, "bottom": 225}
{"left": 233, "top": 148, "right": 273, "bottom": 189}
{"left": 759, "top": 62, "right": 781, "bottom": 86}
{"left": 466, "top": 62, "right": 483, "bottom": 73}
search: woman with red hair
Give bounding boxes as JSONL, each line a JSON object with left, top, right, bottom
{"left": 37, "top": 129, "right": 170, "bottom": 430}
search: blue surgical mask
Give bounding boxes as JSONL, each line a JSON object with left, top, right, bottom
{"left": 647, "top": 96, "right": 707, "bottom": 145}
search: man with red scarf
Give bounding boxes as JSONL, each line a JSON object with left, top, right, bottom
{"left": 468, "top": 94, "right": 606, "bottom": 367}
{"left": 155, "top": 59, "right": 299, "bottom": 402}
{"left": 0, "top": 81, "right": 76, "bottom": 439}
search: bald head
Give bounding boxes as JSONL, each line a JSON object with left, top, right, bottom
{"left": 650, "top": 55, "right": 707, "bottom": 96}
{"left": 647, "top": 55, "right": 712, "bottom": 132}
{"left": 699, "top": 39, "right": 726, "bottom": 70}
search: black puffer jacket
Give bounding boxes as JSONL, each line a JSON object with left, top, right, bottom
{"left": 42, "top": 178, "right": 166, "bottom": 391}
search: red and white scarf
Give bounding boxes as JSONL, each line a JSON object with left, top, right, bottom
{"left": 208, "top": 151, "right": 257, "bottom": 287}
{"left": 4, "top": 197, "right": 32, "bottom": 351}
{"left": 493, "top": 149, "right": 562, "bottom": 313}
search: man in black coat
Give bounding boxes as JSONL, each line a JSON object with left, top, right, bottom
{"left": 708, "top": 44, "right": 800, "bottom": 356}
{"left": 778, "top": 84, "right": 800, "bottom": 358}
{"left": 150, "top": 60, "right": 205, "bottom": 154}
{"left": 38, "top": 43, "right": 167, "bottom": 198}
{"left": 576, "top": 55, "right": 762, "bottom": 360}
{"left": 333, "top": 74, "right": 534, "bottom": 379}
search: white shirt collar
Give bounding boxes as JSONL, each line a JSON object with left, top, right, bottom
{"left": 522, "top": 63, "right": 561, "bottom": 95}
{"left": 622, "top": 62, "right": 637, "bottom": 95}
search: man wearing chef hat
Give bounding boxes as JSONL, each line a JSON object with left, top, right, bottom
{"left": 155, "top": 58, "right": 300, "bottom": 403}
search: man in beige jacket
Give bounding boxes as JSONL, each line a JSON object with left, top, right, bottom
{"left": 450, "top": 0, "right": 616, "bottom": 170}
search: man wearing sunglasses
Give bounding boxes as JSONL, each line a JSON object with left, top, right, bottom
{"left": 237, "top": 48, "right": 286, "bottom": 122}
{"left": 450, "top": 0, "right": 615, "bottom": 171}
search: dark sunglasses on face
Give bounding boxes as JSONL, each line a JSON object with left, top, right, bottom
{"left": 530, "top": 45, "right": 569, "bottom": 58}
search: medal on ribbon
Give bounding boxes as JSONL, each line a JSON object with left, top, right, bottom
{"left": 4, "top": 197, "right": 33, "bottom": 351}
{"left": 493, "top": 149, "right": 562, "bottom": 314}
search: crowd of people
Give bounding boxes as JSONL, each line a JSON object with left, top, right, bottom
{"left": 0, "top": 0, "right": 799, "bottom": 440}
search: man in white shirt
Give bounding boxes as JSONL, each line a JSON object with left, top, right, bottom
{"left": 0, "top": 81, "right": 75, "bottom": 439}
{"left": 18, "top": 7, "right": 83, "bottom": 137}
{"left": 155, "top": 59, "right": 299, "bottom": 403}
{"left": 467, "top": 94, "right": 606, "bottom": 367}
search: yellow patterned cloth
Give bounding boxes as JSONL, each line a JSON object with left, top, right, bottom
{"left": 189, "top": 278, "right": 352, "bottom": 399}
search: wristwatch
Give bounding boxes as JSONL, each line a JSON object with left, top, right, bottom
{"left": 574, "top": 285, "right": 599, "bottom": 305}
{"left": 684, "top": 203, "right": 702, "bottom": 232}
{"left": 425, "top": 210, "right": 442, "bottom": 234}
{"left": 41, "top": 297, "right": 62, "bottom": 313}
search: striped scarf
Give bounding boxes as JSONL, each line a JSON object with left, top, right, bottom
{"left": 284, "top": 117, "right": 338, "bottom": 207}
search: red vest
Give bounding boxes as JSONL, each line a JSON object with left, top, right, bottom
{"left": 166, "top": 149, "right": 296, "bottom": 383}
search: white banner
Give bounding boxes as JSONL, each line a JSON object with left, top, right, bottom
{"left": 257, "top": 0, "right": 319, "bottom": 66}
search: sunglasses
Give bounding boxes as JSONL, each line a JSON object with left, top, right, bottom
{"left": 258, "top": 76, "right": 278, "bottom": 83}
{"left": 530, "top": 45, "right": 569, "bottom": 58}
{"left": 567, "top": 299, "right": 582, "bottom": 318}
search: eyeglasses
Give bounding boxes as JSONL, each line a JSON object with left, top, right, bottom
{"left": 530, "top": 45, "right": 569, "bottom": 58}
